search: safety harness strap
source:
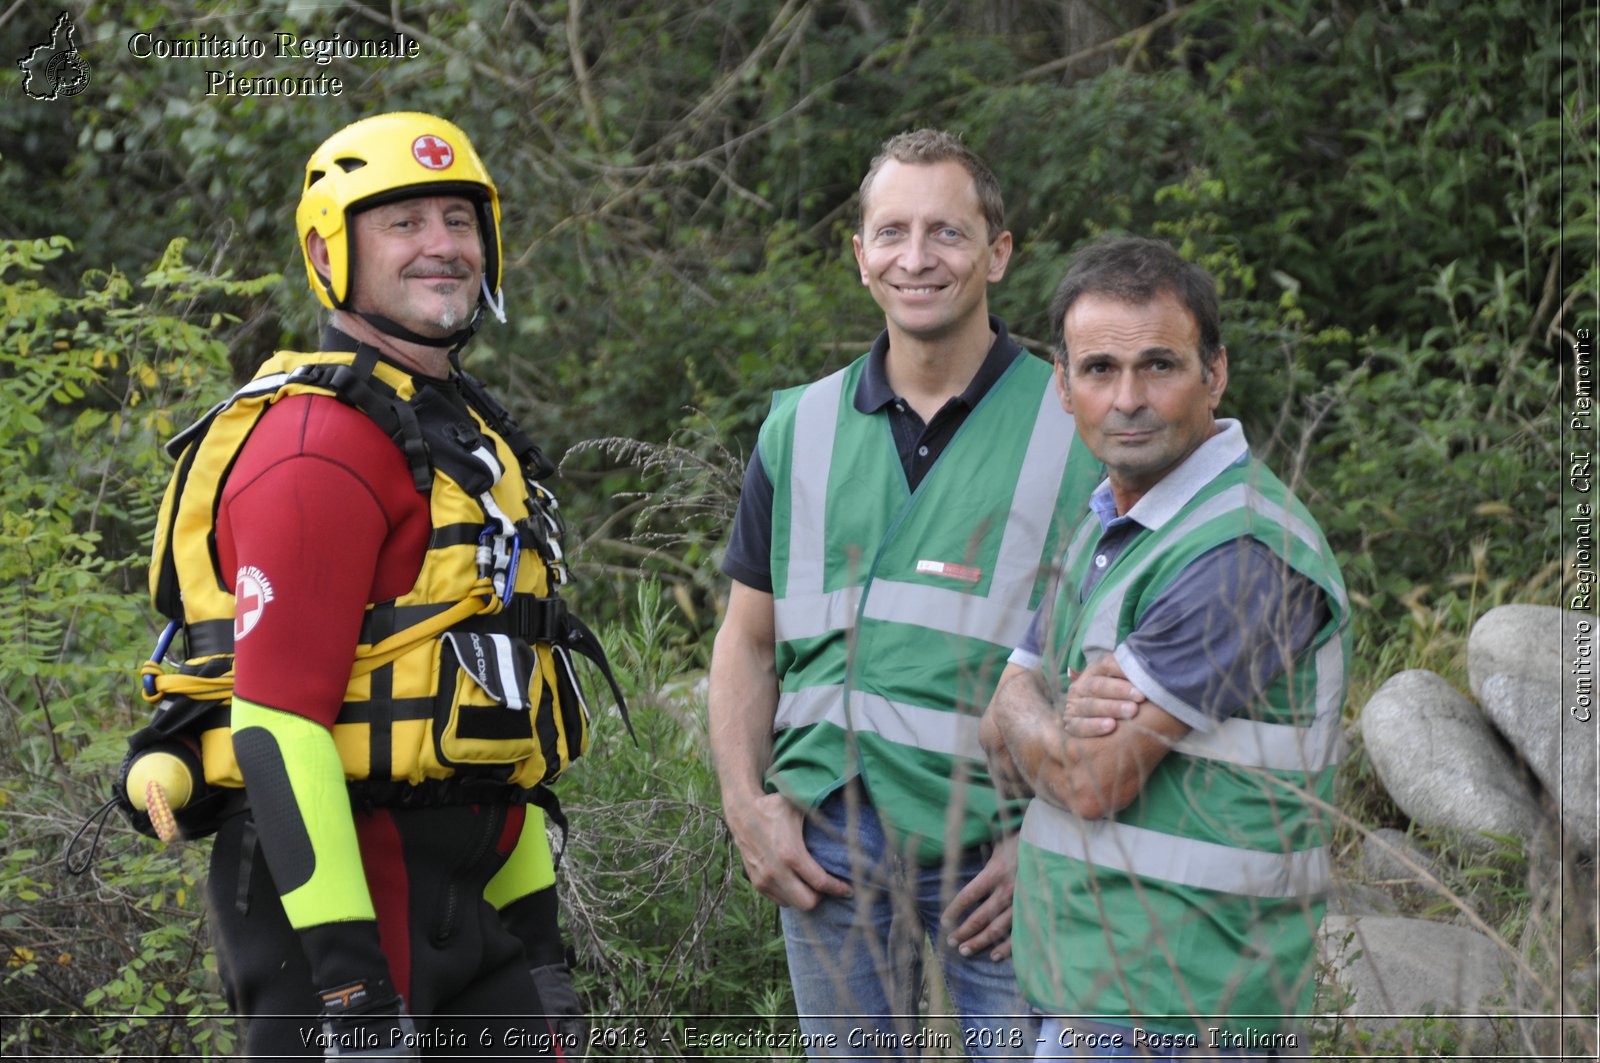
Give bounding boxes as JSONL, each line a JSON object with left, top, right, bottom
{"left": 453, "top": 369, "right": 556, "bottom": 481}
{"left": 559, "top": 612, "right": 635, "bottom": 742}
{"left": 144, "top": 578, "right": 501, "bottom": 704}
{"left": 289, "top": 352, "right": 434, "bottom": 494}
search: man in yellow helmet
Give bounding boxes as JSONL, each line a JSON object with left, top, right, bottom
{"left": 145, "top": 112, "right": 596, "bottom": 1059}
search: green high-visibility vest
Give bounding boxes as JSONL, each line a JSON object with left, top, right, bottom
{"left": 1014, "top": 428, "right": 1349, "bottom": 1035}
{"left": 760, "top": 349, "right": 1102, "bottom": 862}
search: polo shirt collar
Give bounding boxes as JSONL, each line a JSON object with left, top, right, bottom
{"left": 854, "top": 315, "right": 1020, "bottom": 414}
{"left": 1087, "top": 418, "right": 1249, "bottom": 531}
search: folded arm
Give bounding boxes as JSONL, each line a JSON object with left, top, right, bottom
{"left": 982, "top": 657, "right": 1189, "bottom": 820}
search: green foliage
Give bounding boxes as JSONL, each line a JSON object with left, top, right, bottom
{"left": 2, "top": 0, "right": 1592, "bottom": 1055}
{"left": 557, "top": 582, "right": 793, "bottom": 1053}
{"left": 1310, "top": 261, "right": 1564, "bottom": 642}
{"left": 0, "top": 236, "right": 267, "bottom": 1059}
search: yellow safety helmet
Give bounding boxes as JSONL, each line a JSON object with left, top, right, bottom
{"left": 296, "top": 111, "right": 502, "bottom": 316}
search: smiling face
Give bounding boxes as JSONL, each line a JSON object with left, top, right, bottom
{"left": 1057, "top": 290, "right": 1228, "bottom": 513}
{"left": 343, "top": 194, "right": 484, "bottom": 338}
{"left": 852, "top": 159, "right": 1011, "bottom": 348}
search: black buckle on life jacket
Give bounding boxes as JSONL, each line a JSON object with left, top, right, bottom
{"left": 506, "top": 596, "right": 569, "bottom": 642}
{"left": 460, "top": 595, "right": 569, "bottom": 643}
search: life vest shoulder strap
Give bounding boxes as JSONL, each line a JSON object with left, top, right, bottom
{"left": 149, "top": 349, "right": 439, "bottom": 622}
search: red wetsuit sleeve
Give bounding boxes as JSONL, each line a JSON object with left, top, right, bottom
{"left": 217, "top": 393, "right": 431, "bottom": 728}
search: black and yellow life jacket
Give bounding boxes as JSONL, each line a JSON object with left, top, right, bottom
{"left": 122, "top": 343, "right": 628, "bottom": 838}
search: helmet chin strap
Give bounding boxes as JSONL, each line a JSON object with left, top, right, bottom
{"left": 354, "top": 310, "right": 477, "bottom": 351}
{"left": 333, "top": 274, "right": 502, "bottom": 357}
{"left": 481, "top": 276, "right": 507, "bottom": 324}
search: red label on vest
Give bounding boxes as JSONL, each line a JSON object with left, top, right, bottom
{"left": 915, "top": 559, "right": 982, "bottom": 583}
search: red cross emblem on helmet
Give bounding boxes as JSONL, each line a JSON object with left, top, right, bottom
{"left": 412, "top": 135, "right": 454, "bottom": 170}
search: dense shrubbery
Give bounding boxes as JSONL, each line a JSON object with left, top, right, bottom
{"left": 0, "top": 235, "right": 270, "bottom": 1057}
{"left": 2, "top": 0, "right": 1593, "bottom": 1057}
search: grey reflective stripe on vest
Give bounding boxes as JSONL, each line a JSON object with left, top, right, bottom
{"left": 1125, "top": 636, "right": 1343, "bottom": 773}
{"left": 1073, "top": 483, "right": 1346, "bottom": 773}
{"left": 774, "top": 376, "right": 1074, "bottom": 647}
{"left": 988, "top": 384, "right": 1079, "bottom": 591}
{"left": 861, "top": 579, "right": 1035, "bottom": 647}
{"left": 1169, "top": 697, "right": 1340, "bottom": 773}
{"left": 780, "top": 368, "right": 846, "bottom": 606}
{"left": 776, "top": 585, "right": 863, "bottom": 642}
{"left": 1021, "top": 802, "right": 1331, "bottom": 898}
{"left": 1313, "top": 636, "right": 1345, "bottom": 736}
{"left": 773, "top": 684, "right": 983, "bottom": 761}
{"left": 1077, "top": 483, "right": 1347, "bottom": 657}
{"left": 1240, "top": 485, "right": 1350, "bottom": 617}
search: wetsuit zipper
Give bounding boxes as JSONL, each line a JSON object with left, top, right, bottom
{"left": 430, "top": 804, "right": 504, "bottom": 945}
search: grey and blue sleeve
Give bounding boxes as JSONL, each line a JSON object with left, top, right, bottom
{"left": 1112, "top": 539, "right": 1331, "bottom": 732}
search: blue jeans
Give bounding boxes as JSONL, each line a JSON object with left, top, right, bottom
{"left": 781, "top": 789, "right": 1037, "bottom": 1060}
{"left": 1033, "top": 1019, "right": 1282, "bottom": 1061}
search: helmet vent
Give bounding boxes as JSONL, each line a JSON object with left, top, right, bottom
{"left": 335, "top": 157, "right": 367, "bottom": 173}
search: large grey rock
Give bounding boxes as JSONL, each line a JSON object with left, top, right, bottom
{"left": 1319, "top": 914, "right": 1515, "bottom": 1046}
{"left": 1326, "top": 876, "right": 1403, "bottom": 917}
{"left": 1467, "top": 604, "right": 1588, "bottom": 701}
{"left": 1480, "top": 673, "right": 1599, "bottom": 853}
{"left": 1360, "top": 670, "right": 1543, "bottom": 842}
{"left": 1359, "top": 827, "right": 1439, "bottom": 886}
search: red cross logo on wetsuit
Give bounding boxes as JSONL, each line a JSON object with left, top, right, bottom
{"left": 234, "top": 566, "right": 275, "bottom": 641}
{"left": 412, "top": 135, "right": 454, "bottom": 170}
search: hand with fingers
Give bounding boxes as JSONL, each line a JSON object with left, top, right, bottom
{"left": 1063, "top": 653, "right": 1146, "bottom": 738}
{"left": 727, "top": 791, "right": 852, "bottom": 910}
{"left": 940, "top": 834, "right": 1019, "bottom": 961}
{"left": 979, "top": 708, "right": 1033, "bottom": 800}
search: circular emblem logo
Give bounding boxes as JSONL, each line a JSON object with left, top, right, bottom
{"left": 234, "top": 566, "right": 276, "bottom": 641}
{"left": 412, "top": 135, "right": 454, "bottom": 170}
{"left": 46, "top": 50, "right": 91, "bottom": 98}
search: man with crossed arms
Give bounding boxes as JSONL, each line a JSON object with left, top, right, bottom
{"left": 983, "top": 236, "right": 1348, "bottom": 1060}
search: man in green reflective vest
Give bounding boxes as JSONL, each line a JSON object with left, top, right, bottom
{"left": 981, "top": 236, "right": 1349, "bottom": 1060}
{"left": 709, "top": 129, "right": 1102, "bottom": 1057}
